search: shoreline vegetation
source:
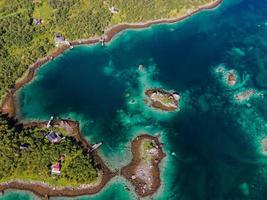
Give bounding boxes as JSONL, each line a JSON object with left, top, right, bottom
{"left": 0, "top": 0, "right": 222, "bottom": 198}
{"left": 0, "top": 116, "right": 115, "bottom": 199}
{"left": 0, "top": 0, "right": 221, "bottom": 102}
{"left": 0, "top": 116, "right": 165, "bottom": 199}
{"left": 0, "top": 0, "right": 222, "bottom": 117}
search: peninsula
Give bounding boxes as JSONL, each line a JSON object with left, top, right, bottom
{"left": 0, "top": 0, "right": 223, "bottom": 198}
{"left": 0, "top": 115, "right": 114, "bottom": 198}
{"left": 121, "top": 134, "right": 165, "bottom": 197}
{"left": 0, "top": 0, "right": 222, "bottom": 112}
{"left": 145, "top": 88, "right": 180, "bottom": 111}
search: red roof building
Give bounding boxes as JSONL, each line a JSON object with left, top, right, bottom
{"left": 51, "top": 162, "right": 61, "bottom": 175}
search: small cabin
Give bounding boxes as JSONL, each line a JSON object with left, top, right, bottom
{"left": 51, "top": 162, "right": 61, "bottom": 175}
{"left": 33, "top": 18, "right": 42, "bottom": 26}
{"left": 54, "top": 35, "right": 70, "bottom": 47}
{"left": 46, "top": 131, "right": 61, "bottom": 143}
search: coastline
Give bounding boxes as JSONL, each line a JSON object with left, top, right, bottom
{"left": 0, "top": 118, "right": 115, "bottom": 199}
{"left": 0, "top": 0, "right": 223, "bottom": 117}
{"left": 121, "top": 134, "right": 166, "bottom": 197}
{"left": 0, "top": 0, "right": 222, "bottom": 198}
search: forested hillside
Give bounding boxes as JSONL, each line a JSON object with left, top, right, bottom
{"left": 0, "top": 114, "right": 98, "bottom": 186}
{"left": 0, "top": 0, "right": 214, "bottom": 99}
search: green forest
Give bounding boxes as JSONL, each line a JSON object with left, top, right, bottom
{"left": 0, "top": 114, "right": 99, "bottom": 187}
{"left": 0, "top": 0, "right": 214, "bottom": 100}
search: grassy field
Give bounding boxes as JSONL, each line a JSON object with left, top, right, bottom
{"left": 0, "top": 0, "right": 215, "bottom": 100}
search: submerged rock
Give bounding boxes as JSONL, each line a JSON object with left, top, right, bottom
{"left": 261, "top": 138, "right": 267, "bottom": 154}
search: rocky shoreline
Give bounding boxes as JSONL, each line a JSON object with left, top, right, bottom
{"left": 0, "top": 118, "right": 115, "bottom": 199}
{"left": 0, "top": 0, "right": 222, "bottom": 117}
{"left": 121, "top": 134, "right": 165, "bottom": 197}
{"left": 0, "top": 0, "right": 222, "bottom": 198}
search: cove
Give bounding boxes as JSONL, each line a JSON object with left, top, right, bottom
{"left": 6, "top": 0, "right": 267, "bottom": 199}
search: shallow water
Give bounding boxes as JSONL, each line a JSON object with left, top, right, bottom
{"left": 4, "top": 0, "right": 267, "bottom": 199}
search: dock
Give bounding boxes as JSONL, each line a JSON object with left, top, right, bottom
{"left": 99, "top": 36, "right": 105, "bottom": 46}
{"left": 88, "top": 142, "right": 103, "bottom": 153}
{"left": 46, "top": 116, "right": 54, "bottom": 128}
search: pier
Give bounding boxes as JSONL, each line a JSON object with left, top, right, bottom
{"left": 99, "top": 36, "right": 105, "bottom": 46}
{"left": 46, "top": 116, "right": 54, "bottom": 128}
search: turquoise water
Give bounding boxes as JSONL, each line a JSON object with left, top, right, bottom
{"left": 4, "top": 0, "right": 267, "bottom": 199}
{"left": 0, "top": 190, "right": 38, "bottom": 200}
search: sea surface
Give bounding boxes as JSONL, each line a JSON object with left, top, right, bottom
{"left": 3, "top": 0, "right": 267, "bottom": 199}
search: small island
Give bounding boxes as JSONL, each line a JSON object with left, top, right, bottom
{"left": 234, "top": 89, "right": 256, "bottom": 102}
{"left": 214, "top": 65, "right": 238, "bottom": 87}
{"left": 0, "top": 115, "right": 114, "bottom": 199}
{"left": 226, "top": 71, "right": 237, "bottom": 86}
{"left": 121, "top": 134, "right": 165, "bottom": 197}
{"left": 145, "top": 88, "right": 180, "bottom": 111}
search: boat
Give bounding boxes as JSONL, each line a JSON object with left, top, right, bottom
{"left": 89, "top": 142, "right": 103, "bottom": 152}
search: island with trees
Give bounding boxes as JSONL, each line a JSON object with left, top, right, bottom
{"left": 0, "top": 114, "right": 114, "bottom": 198}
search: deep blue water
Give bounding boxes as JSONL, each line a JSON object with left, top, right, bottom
{"left": 3, "top": 0, "right": 267, "bottom": 199}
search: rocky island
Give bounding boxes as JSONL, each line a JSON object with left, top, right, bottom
{"left": 214, "top": 65, "right": 238, "bottom": 87}
{"left": 145, "top": 88, "right": 180, "bottom": 111}
{"left": 226, "top": 71, "right": 237, "bottom": 86}
{"left": 234, "top": 89, "right": 256, "bottom": 102}
{"left": 121, "top": 134, "right": 165, "bottom": 197}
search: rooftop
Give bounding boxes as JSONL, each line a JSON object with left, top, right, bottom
{"left": 46, "top": 131, "right": 61, "bottom": 143}
{"left": 51, "top": 162, "right": 61, "bottom": 175}
{"left": 54, "top": 35, "right": 65, "bottom": 43}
